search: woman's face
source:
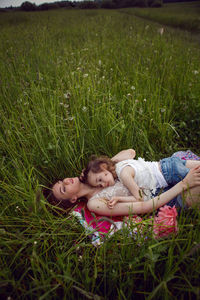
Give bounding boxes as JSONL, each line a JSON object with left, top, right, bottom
{"left": 52, "top": 177, "right": 80, "bottom": 202}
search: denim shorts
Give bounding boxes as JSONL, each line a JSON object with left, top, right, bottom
{"left": 160, "top": 157, "right": 189, "bottom": 185}
{"left": 155, "top": 157, "right": 189, "bottom": 208}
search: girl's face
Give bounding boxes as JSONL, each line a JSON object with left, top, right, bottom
{"left": 52, "top": 177, "right": 80, "bottom": 202}
{"left": 87, "top": 168, "right": 115, "bottom": 188}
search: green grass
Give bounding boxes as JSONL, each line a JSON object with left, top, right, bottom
{"left": 0, "top": 6, "right": 200, "bottom": 299}
{"left": 129, "top": 1, "right": 200, "bottom": 32}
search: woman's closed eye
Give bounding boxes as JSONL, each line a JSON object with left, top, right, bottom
{"left": 60, "top": 185, "right": 66, "bottom": 194}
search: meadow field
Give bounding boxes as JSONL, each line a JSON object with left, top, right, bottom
{"left": 0, "top": 3, "right": 200, "bottom": 299}
{"left": 131, "top": 1, "right": 200, "bottom": 32}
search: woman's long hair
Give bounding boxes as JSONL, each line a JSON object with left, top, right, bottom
{"left": 43, "top": 183, "right": 77, "bottom": 215}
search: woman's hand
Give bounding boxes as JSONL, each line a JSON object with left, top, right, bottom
{"left": 182, "top": 166, "right": 200, "bottom": 189}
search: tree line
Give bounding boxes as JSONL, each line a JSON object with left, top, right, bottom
{"left": 1, "top": 0, "right": 197, "bottom": 12}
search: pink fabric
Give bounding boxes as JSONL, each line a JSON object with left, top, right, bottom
{"left": 74, "top": 201, "right": 124, "bottom": 233}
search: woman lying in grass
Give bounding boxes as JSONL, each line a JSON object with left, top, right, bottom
{"left": 44, "top": 149, "right": 200, "bottom": 216}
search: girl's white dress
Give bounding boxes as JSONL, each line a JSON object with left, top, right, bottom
{"left": 115, "top": 158, "right": 168, "bottom": 201}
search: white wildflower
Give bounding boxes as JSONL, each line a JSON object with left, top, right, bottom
{"left": 131, "top": 86, "right": 135, "bottom": 90}
{"left": 64, "top": 92, "right": 71, "bottom": 99}
{"left": 34, "top": 241, "right": 37, "bottom": 245}
{"left": 161, "top": 108, "right": 166, "bottom": 113}
{"left": 158, "top": 27, "right": 164, "bottom": 35}
{"left": 143, "top": 98, "right": 147, "bottom": 102}
{"left": 78, "top": 255, "right": 83, "bottom": 262}
{"left": 82, "top": 106, "right": 87, "bottom": 112}
{"left": 83, "top": 73, "right": 89, "bottom": 78}
{"left": 192, "top": 70, "right": 199, "bottom": 75}
{"left": 98, "top": 60, "right": 102, "bottom": 66}
{"left": 127, "top": 93, "right": 131, "bottom": 97}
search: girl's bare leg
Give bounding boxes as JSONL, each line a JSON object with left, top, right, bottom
{"left": 186, "top": 160, "right": 200, "bottom": 169}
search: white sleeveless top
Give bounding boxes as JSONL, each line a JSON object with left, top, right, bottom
{"left": 115, "top": 158, "right": 168, "bottom": 201}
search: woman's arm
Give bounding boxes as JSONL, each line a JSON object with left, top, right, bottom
{"left": 111, "top": 149, "right": 136, "bottom": 162}
{"left": 87, "top": 167, "right": 200, "bottom": 216}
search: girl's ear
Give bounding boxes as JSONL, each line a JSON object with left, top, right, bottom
{"left": 70, "top": 197, "right": 77, "bottom": 203}
{"left": 100, "top": 163, "right": 108, "bottom": 170}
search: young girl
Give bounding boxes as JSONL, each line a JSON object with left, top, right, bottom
{"left": 80, "top": 154, "right": 200, "bottom": 209}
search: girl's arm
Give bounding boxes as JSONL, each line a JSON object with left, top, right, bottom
{"left": 108, "top": 195, "right": 138, "bottom": 209}
{"left": 111, "top": 149, "right": 136, "bottom": 162}
{"left": 87, "top": 167, "right": 200, "bottom": 216}
{"left": 120, "top": 166, "right": 143, "bottom": 201}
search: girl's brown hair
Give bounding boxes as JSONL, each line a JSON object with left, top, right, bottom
{"left": 80, "top": 155, "right": 117, "bottom": 184}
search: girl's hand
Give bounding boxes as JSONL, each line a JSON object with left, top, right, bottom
{"left": 108, "top": 197, "right": 119, "bottom": 209}
{"left": 182, "top": 166, "right": 200, "bottom": 189}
